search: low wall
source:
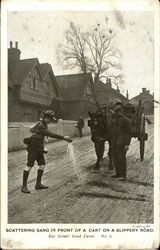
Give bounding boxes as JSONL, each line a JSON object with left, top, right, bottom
{"left": 8, "top": 119, "right": 91, "bottom": 151}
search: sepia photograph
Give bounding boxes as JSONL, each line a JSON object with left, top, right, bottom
{"left": 1, "top": 0, "right": 159, "bottom": 249}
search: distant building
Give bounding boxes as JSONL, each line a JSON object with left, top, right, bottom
{"left": 8, "top": 41, "right": 61, "bottom": 122}
{"left": 130, "top": 88, "right": 154, "bottom": 115}
{"left": 56, "top": 73, "right": 97, "bottom": 120}
{"left": 93, "top": 78, "right": 128, "bottom": 106}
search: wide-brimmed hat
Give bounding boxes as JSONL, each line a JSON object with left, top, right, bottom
{"left": 113, "top": 100, "right": 123, "bottom": 111}
{"left": 43, "top": 110, "right": 56, "bottom": 120}
{"left": 114, "top": 99, "right": 123, "bottom": 106}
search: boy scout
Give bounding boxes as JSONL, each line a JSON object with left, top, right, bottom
{"left": 21, "top": 110, "right": 72, "bottom": 193}
{"left": 111, "top": 101, "right": 132, "bottom": 180}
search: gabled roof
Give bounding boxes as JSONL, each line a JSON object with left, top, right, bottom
{"left": 40, "top": 63, "right": 51, "bottom": 78}
{"left": 55, "top": 73, "right": 94, "bottom": 101}
{"left": 40, "top": 63, "right": 61, "bottom": 98}
{"left": 10, "top": 58, "right": 43, "bottom": 86}
{"left": 130, "top": 92, "right": 154, "bottom": 102}
{"left": 94, "top": 80, "right": 127, "bottom": 100}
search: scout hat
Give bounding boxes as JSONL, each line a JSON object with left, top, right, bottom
{"left": 43, "top": 110, "right": 56, "bottom": 120}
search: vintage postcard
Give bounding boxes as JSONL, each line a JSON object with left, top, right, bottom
{"left": 1, "top": 0, "right": 160, "bottom": 249}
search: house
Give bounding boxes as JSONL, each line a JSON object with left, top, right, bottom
{"left": 130, "top": 88, "right": 154, "bottom": 114}
{"left": 55, "top": 73, "right": 97, "bottom": 120}
{"left": 8, "top": 41, "right": 61, "bottom": 122}
{"left": 93, "top": 78, "right": 128, "bottom": 106}
{"left": 40, "top": 63, "right": 64, "bottom": 119}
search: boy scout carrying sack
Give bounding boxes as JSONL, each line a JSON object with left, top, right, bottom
{"left": 22, "top": 110, "right": 72, "bottom": 193}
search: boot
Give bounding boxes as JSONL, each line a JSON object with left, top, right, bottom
{"left": 109, "top": 162, "right": 114, "bottom": 171}
{"left": 35, "top": 169, "right": 48, "bottom": 190}
{"left": 93, "top": 161, "right": 100, "bottom": 171}
{"left": 21, "top": 170, "right": 30, "bottom": 193}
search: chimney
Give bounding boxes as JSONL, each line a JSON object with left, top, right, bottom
{"left": 8, "top": 41, "right": 21, "bottom": 60}
{"left": 15, "top": 41, "right": 18, "bottom": 49}
{"left": 106, "top": 77, "right": 111, "bottom": 87}
{"left": 142, "top": 88, "right": 146, "bottom": 93}
{"left": 126, "top": 90, "right": 129, "bottom": 99}
{"left": 106, "top": 77, "right": 109, "bottom": 84}
{"left": 8, "top": 41, "right": 21, "bottom": 74}
{"left": 117, "top": 86, "right": 120, "bottom": 93}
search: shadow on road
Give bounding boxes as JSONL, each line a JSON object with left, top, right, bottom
{"left": 126, "top": 179, "right": 153, "bottom": 187}
{"left": 86, "top": 181, "right": 128, "bottom": 194}
{"left": 78, "top": 192, "right": 148, "bottom": 202}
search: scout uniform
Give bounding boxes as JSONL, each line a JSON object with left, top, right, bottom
{"left": 21, "top": 110, "right": 72, "bottom": 193}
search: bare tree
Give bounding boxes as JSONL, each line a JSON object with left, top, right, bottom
{"left": 86, "top": 24, "right": 122, "bottom": 83}
{"left": 57, "top": 22, "right": 123, "bottom": 87}
{"left": 57, "top": 22, "right": 88, "bottom": 74}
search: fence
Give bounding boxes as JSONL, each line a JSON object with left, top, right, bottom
{"left": 8, "top": 119, "right": 91, "bottom": 151}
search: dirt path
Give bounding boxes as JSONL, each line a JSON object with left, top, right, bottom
{"left": 8, "top": 122, "right": 154, "bottom": 224}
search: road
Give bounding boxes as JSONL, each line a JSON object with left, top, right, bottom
{"left": 8, "top": 121, "right": 154, "bottom": 224}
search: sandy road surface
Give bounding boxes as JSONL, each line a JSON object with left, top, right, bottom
{"left": 8, "top": 122, "right": 154, "bottom": 224}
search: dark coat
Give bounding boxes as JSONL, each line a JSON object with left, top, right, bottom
{"left": 28, "top": 120, "right": 64, "bottom": 150}
{"left": 110, "top": 113, "right": 132, "bottom": 148}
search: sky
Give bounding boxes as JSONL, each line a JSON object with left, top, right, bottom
{"left": 7, "top": 11, "right": 154, "bottom": 98}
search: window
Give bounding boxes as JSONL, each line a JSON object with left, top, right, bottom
{"left": 33, "top": 78, "right": 36, "bottom": 89}
{"left": 30, "top": 66, "right": 39, "bottom": 90}
{"left": 31, "top": 78, "right": 38, "bottom": 90}
{"left": 30, "top": 78, "right": 33, "bottom": 89}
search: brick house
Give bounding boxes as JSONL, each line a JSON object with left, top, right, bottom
{"left": 8, "top": 42, "right": 62, "bottom": 122}
{"left": 93, "top": 78, "right": 128, "bottom": 106}
{"left": 130, "top": 88, "right": 154, "bottom": 114}
{"left": 55, "top": 73, "right": 97, "bottom": 120}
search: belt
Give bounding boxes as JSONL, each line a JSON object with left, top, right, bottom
{"left": 30, "top": 136, "right": 43, "bottom": 143}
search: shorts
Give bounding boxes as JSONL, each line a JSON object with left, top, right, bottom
{"left": 26, "top": 140, "right": 45, "bottom": 167}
